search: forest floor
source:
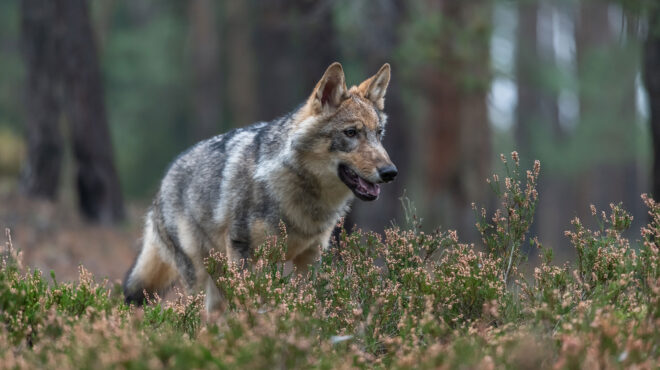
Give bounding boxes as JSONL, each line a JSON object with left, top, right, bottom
{"left": 0, "top": 191, "right": 142, "bottom": 283}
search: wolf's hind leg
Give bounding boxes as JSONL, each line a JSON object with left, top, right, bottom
{"left": 178, "top": 260, "right": 224, "bottom": 315}
{"left": 123, "top": 217, "right": 178, "bottom": 305}
{"left": 173, "top": 217, "right": 227, "bottom": 314}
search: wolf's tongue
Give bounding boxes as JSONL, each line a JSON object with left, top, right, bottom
{"left": 356, "top": 177, "right": 380, "bottom": 197}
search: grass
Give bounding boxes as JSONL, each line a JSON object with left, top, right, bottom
{"left": 1, "top": 153, "right": 660, "bottom": 369}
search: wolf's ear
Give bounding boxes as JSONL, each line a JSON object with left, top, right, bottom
{"left": 309, "top": 62, "right": 347, "bottom": 114}
{"left": 357, "top": 63, "right": 390, "bottom": 110}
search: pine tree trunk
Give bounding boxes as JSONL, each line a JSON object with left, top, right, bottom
{"left": 423, "top": 0, "right": 491, "bottom": 238}
{"left": 253, "top": 2, "right": 300, "bottom": 120}
{"left": 61, "top": 0, "right": 124, "bottom": 224}
{"left": 20, "top": 0, "right": 64, "bottom": 199}
{"left": 226, "top": 0, "right": 257, "bottom": 128}
{"left": 20, "top": 0, "right": 124, "bottom": 224}
{"left": 516, "top": 1, "right": 539, "bottom": 163}
{"left": 645, "top": 10, "right": 660, "bottom": 199}
{"left": 189, "top": 0, "right": 221, "bottom": 139}
{"left": 253, "top": 1, "right": 339, "bottom": 119}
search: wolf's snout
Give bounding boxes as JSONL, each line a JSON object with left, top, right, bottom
{"left": 378, "top": 165, "right": 398, "bottom": 183}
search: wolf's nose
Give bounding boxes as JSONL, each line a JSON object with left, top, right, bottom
{"left": 378, "top": 165, "right": 398, "bottom": 182}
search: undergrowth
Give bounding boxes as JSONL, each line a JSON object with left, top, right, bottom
{"left": 1, "top": 153, "right": 660, "bottom": 369}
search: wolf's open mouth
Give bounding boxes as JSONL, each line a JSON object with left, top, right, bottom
{"left": 338, "top": 164, "right": 380, "bottom": 201}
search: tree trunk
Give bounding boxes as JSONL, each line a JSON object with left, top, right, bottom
{"left": 253, "top": 1, "right": 339, "bottom": 120}
{"left": 515, "top": 1, "right": 539, "bottom": 164}
{"left": 253, "top": 2, "right": 301, "bottom": 120}
{"left": 645, "top": 9, "right": 660, "bottom": 199}
{"left": 21, "top": 0, "right": 124, "bottom": 224}
{"left": 189, "top": 0, "right": 221, "bottom": 139}
{"left": 516, "top": 2, "right": 563, "bottom": 251}
{"left": 576, "top": 2, "right": 639, "bottom": 230}
{"left": 225, "top": 0, "right": 257, "bottom": 128}
{"left": 295, "top": 1, "right": 340, "bottom": 93}
{"left": 20, "top": 0, "right": 64, "bottom": 199}
{"left": 423, "top": 0, "right": 491, "bottom": 239}
{"left": 61, "top": 0, "right": 124, "bottom": 224}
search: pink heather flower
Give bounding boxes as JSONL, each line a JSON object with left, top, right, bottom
{"left": 533, "top": 160, "right": 541, "bottom": 176}
{"left": 511, "top": 151, "right": 519, "bottom": 165}
{"left": 526, "top": 170, "right": 534, "bottom": 182}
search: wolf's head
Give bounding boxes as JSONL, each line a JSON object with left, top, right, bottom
{"left": 291, "top": 62, "right": 397, "bottom": 201}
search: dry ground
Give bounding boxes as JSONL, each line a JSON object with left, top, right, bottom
{"left": 0, "top": 191, "right": 144, "bottom": 284}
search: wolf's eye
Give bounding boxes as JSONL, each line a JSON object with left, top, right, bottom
{"left": 344, "top": 128, "right": 357, "bottom": 138}
{"left": 377, "top": 128, "right": 384, "bottom": 137}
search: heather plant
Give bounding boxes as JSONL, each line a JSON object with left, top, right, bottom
{"left": 519, "top": 202, "right": 643, "bottom": 337}
{"left": 640, "top": 194, "right": 660, "bottom": 292}
{"left": 0, "top": 229, "right": 122, "bottom": 347}
{"left": 520, "top": 244, "right": 574, "bottom": 325}
{"left": 141, "top": 290, "right": 203, "bottom": 337}
{"left": 3, "top": 156, "right": 660, "bottom": 368}
{"left": 474, "top": 152, "right": 540, "bottom": 284}
{"left": 566, "top": 203, "right": 634, "bottom": 290}
{"left": 49, "top": 266, "right": 118, "bottom": 318}
{"left": 0, "top": 260, "right": 49, "bottom": 345}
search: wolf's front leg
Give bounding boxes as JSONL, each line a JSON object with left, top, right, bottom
{"left": 292, "top": 227, "right": 333, "bottom": 274}
{"left": 204, "top": 275, "right": 224, "bottom": 314}
{"left": 292, "top": 245, "right": 321, "bottom": 275}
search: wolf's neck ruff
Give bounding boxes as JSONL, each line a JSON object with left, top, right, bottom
{"left": 123, "top": 62, "right": 397, "bottom": 313}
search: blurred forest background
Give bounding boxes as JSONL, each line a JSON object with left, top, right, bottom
{"left": 0, "top": 0, "right": 659, "bottom": 279}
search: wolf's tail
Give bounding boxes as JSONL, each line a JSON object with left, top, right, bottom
{"left": 123, "top": 215, "right": 177, "bottom": 305}
{"left": 123, "top": 257, "right": 148, "bottom": 305}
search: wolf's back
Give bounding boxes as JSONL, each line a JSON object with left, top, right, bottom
{"left": 123, "top": 120, "right": 289, "bottom": 304}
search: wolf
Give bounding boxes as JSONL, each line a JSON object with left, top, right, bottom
{"left": 123, "top": 62, "right": 397, "bottom": 312}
